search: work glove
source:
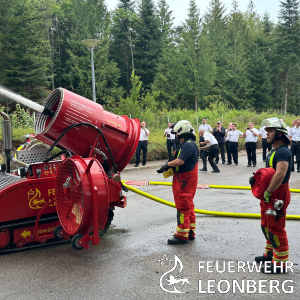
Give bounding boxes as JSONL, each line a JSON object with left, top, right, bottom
{"left": 249, "top": 173, "right": 255, "bottom": 185}
{"left": 263, "top": 191, "right": 272, "bottom": 203}
{"left": 157, "top": 162, "right": 169, "bottom": 174}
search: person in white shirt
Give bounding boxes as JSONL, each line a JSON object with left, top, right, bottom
{"left": 288, "top": 118, "right": 300, "bottom": 172}
{"left": 243, "top": 122, "right": 259, "bottom": 167}
{"left": 259, "top": 124, "right": 272, "bottom": 162}
{"left": 164, "top": 122, "right": 176, "bottom": 159}
{"left": 199, "top": 129, "right": 220, "bottom": 172}
{"left": 135, "top": 121, "right": 150, "bottom": 167}
{"left": 288, "top": 120, "right": 296, "bottom": 137}
{"left": 225, "top": 123, "right": 232, "bottom": 162}
{"left": 225, "top": 124, "right": 243, "bottom": 165}
{"left": 198, "top": 118, "right": 213, "bottom": 165}
{"left": 198, "top": 118, "right": 212, "bottom": 133}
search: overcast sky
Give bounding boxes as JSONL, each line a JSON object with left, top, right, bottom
{"left": 105, "top": 0, "right": 280, "bottom": 25}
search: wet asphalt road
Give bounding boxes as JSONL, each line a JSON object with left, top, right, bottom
{"left": 0, "top": 153, "right": 299, "bottom": 300}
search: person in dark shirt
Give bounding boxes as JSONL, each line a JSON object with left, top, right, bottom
{"left": 250, "top": 117, "right": 292, "bottom": 274}
{"left": 213, "top": 121, "right": 226, "bottom": 164}
{"left": 157, "top": 120, "right": 199, "bottom": 245}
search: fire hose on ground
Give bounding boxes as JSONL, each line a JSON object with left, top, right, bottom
{"left": 122, "top": 181, "right": 300, "bottom": 220}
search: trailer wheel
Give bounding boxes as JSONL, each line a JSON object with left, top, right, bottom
{"left": 71, "top": 234, "right": 84, "bottom": 250}
{"left": 53, "top": 226, "right": 64, "bottom": 241}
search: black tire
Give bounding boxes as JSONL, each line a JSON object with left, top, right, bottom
{"left": 71, "top": 234, "right": 84, "bottom": 250}
{"left": 53, "top": 226, "right": 64, "bottom": 241}
{"left": 99, "top": 208, "right": 114, "bottom": 237}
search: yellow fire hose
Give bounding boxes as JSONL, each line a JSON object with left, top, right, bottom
{"left": 122, "top": 182, "right": 300, "bottom": 220}
{"left": 147, "top": 181, "right": 300, "bottom": 193}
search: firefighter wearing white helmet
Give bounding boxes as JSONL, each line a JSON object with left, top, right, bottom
{"left": 157, "top": 120, "right": 199, "bottom": 245}
{"left": 264, "top": 117, "right": 290, "bottom": 145}
{"left": 250, "top": 117, "right": 292, "bottom": 273}
{"left": 172, "top": 120, "right": 194, "bottom": 137}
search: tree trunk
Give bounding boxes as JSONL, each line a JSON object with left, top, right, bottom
{"left": 284, "top": 87, "right": 288, "bottom": 116}
{"left": 284, "top": 71, "right": 289, "bottom": 115}
{"left": 195, "top": 94, "right": 198, "bottom": 111}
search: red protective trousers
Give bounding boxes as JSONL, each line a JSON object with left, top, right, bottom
{"left": 260, "top": 181, "right": 290, "bottom": 264}
{"left": 172, "top": 163, "right": 198, "bottom": 240}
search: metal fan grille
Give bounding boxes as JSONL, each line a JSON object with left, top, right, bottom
{"left": 16, "top": 148, "right": 49, "bottom": 164}
{"left": 56, "top": 159, "right": 85, "bottom": 234}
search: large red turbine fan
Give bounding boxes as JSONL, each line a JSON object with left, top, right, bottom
{"left": 55, "top": 156, "right": 109, "bottom": 250}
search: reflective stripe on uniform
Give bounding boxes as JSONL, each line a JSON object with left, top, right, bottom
{"left": 176, "top": 148, "right": 182, "bottom": 172}
{"left": 180, "top": 212, "right": 184, "bottom": 224}
{"left": 265, "top": 243, "right": 273, "bottom": 253}
{"left": 175, "top": 231, "right": 189, "bottom": 238}
{"left": 269, "top": 151, "right": 276, "bottom": 167}
{"left": 273, "top": 257, "right": 289, "bottom": 262}
{"left": 272, "top": 234, "right": 281, "bottom": 247}
{"left": 176, "top": 227, "right": 190, "bottom": 233}
{"left": 273, "top": 249, "right": 289, "bottom": 256}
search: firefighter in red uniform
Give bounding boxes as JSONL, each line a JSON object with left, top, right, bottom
{"left": 250, "top": 118, "right": 292, "bottom": 273}
{"left": 157, "top": 120, "right": 199, "bottom": 245}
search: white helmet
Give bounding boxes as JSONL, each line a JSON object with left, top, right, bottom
{"left": 171, "top": 120, "right": 194, "bottom": 136}
{"left": 261, "top": 117, "right": 290, "bottom": 144}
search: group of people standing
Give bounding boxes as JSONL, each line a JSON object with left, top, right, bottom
{"left": 158, "top": 118, "right": 271, "bottom": 174}
{"left": 197, "top": 118, "right": 299, "bottom": 173}
{"left": 135, "top": 118, "right": 300, "bottom": 175}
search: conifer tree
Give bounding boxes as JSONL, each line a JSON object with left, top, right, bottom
{"left": 152, "top": 46, "right": 180, "bottom": 108}
{"left": 110, "top": 0, "right": 136, "bottom": 93}
{"left": 247, "top": 48, "right": 272, "bottom": 110}
{"left": 275, "top": 0, "right": 300, "bottom": 114}
{"left": 134, "top": 0, "right": 161, "bottom": 90}
{"left": 261, "top": 13, "right": 275, "bottom": 61}
{"left": 0, "top": 0, "right": 12, "bottom": 84}
{"left": 153, "top": 0, "right": 216, "bottom": 110}
{"left": 203, "top": 0, "right": 228, "bottom": 94}
{"left": 59, "top": 0, "right": 122, "bottom": 104}
{"left": 178, "top": 0, "right": 216, "bottom": 110}
{"left": 157, "top": 0, "right": 174, "bottom": 49}
{"left": 152, "top": 1, "right": 176, "bottom": 108}
{"left": 0, "top": 0, "right": 52, "bottom": 100}
{"left": 222, "top": 0, "right": 251, "bottom": 108}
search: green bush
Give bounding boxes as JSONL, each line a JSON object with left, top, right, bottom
{"left": 0, "top": 104, "right": 34, "bottom": 129}
{"left": 11, "top": 104, "right": 34, "bottom": 128}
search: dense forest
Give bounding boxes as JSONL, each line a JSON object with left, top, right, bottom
{"left": 1, "top": 0, "right": 300, "bottom": 116}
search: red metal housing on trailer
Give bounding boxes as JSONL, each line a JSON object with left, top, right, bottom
{"left": 0, "top": 87, "right": 140, "bottom": 253}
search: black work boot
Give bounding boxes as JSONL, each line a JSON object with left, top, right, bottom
{"left": 255, "top": 251, "right": 273, "bottom": 263}
{"left": 189, "top": 230, "right": 195, "bottom": 240}
{"left": 167, "top": 235, "right": 188, "bottom": 245}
